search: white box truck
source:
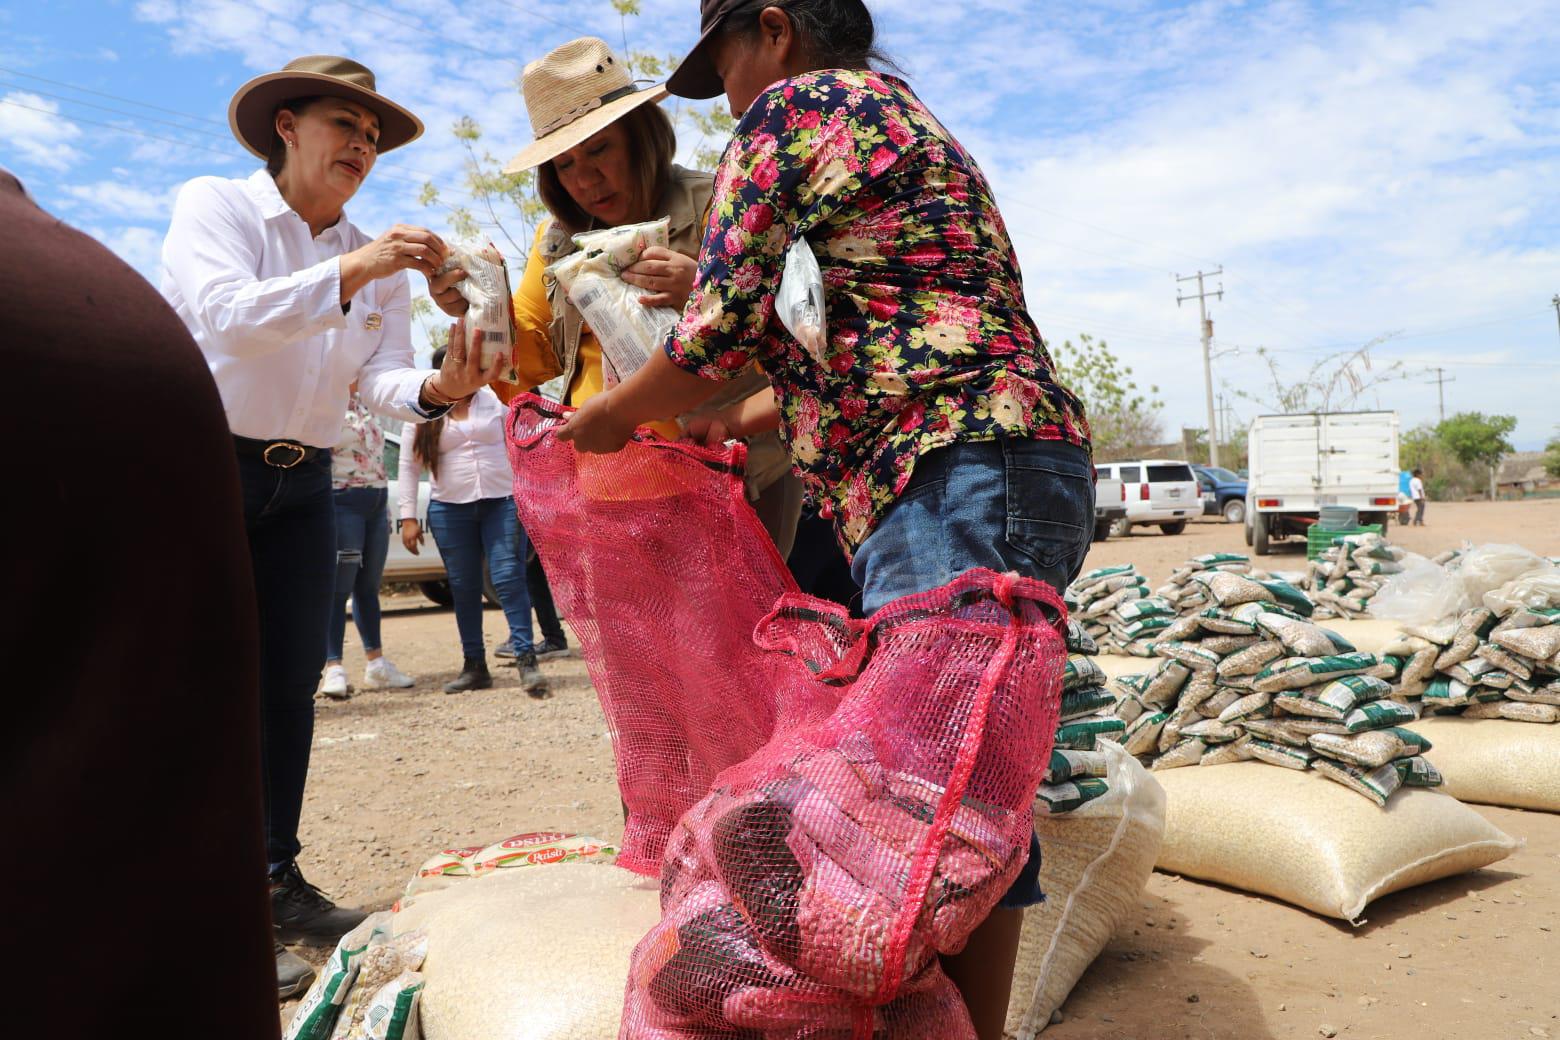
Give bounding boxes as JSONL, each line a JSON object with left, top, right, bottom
{"left": 1244, "top": 411, "right": 1402, "bottom": 555}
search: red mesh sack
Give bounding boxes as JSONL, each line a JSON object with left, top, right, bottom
{"left": 506, "top": 396, "right": 1067, "bottom": 1037}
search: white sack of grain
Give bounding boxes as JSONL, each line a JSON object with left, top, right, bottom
{"left": 1007, "top": 741, "right": 1166, "bottom": 1039}
{"left": 1153, "top": 762, "right": 1519, "bottom": 921}
{"left": 393, "top": 862, "right": 661, "bottom": 1040}
{"left": 1407, "top": 716, "right": 1560, "bottom": 813}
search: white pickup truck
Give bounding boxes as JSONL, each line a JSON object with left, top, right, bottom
{"left": 1244, "top": 411, "right": 1402, "bottom": 555}
{"left": 1093, "top": 471, "right": 1126, "bottom": 542}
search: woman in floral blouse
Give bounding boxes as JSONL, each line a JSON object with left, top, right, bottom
{"left": 561, "top": 2, "right": 1093, "bottom": 1033}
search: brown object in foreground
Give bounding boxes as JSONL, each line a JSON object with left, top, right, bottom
{"left": 0, "top": 171, "right": 278, "bottom": 1037}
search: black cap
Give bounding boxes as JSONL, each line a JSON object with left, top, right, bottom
{"left": 666, "top": 0, "right": 749, "bottom": 99}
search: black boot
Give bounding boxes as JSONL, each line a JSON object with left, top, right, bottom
{"left": 276, "top": 941, "right": 316, "bottom": 1000}
{"left": 444, "top": 655, "right": 492, "bottom": 694}
{"left": 270, "top": 861, "right": 368, "bottom": 945}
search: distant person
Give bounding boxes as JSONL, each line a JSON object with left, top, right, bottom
{"left": 158, "top": 55, "right": 501, "bottom": 995}
{"left": 321, "top": 386, "right": 417, "bottom": 697}
{"left": 1411, "top": 468, "right": 1427, "bottom": 526}
{"left": 3, "top": 166, "right": 279, "bottom": 1029}
{"left": 399, "top": 348, "right": 550, "bottom": 696}
{"left": 498, "top": 549, "right": 572, "bottom": 661}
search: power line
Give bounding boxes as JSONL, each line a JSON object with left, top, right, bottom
{"left": 493, "top": 0, "right": 599, "bottom": 39}
{"left": 0, "top": 64, "right": 227, "bottom": 125}
{"left": 331, "top": 0, "right": 525, "bottom": 65}
{"left": 0, "top": 80, "right": 232, "bottom": 140}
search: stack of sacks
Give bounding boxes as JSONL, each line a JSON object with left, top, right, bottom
{"left": 1065, "top": 566, "right": 1171, "bottom": 656}
{"left": 1036, "top": 620, "right": 1124, "bottom": 815}
{"left": 1155, "top": 553, "right": 1256, "bottom": 615}
{"left": 1403, "top": 605, "right": 1560, "bottom": 724}
{"left": 1108, "top": 598, "right": 1440, "bottom": 805}
{"left": 1305, "top": 532, "right": 1407, "bottom": 620}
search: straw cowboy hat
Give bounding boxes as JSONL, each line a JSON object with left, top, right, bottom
{"left": 503, "top": 38, "right": 669, "bottom": 174}
{"left": 228, "top": 55, "right": 424, "bottom": 160}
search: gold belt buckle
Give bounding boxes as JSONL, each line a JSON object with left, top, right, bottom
{"left": 262, "top": 441, "right": 307, "bottom": 469}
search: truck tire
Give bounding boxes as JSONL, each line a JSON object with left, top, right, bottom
{"left": 1094, "top": 517, "right": 1112, "bottom": 542}
{"left": 1159, "top": 520, "right": 1188, "bottom": 536}
{"left": 1253, "top": 510, "right": 1271, "bottom": 556}
{"left": 418, "top": 580, "right": 453, "bottom": 606}
{"left": 1244, "top": 519, "right": 1253, "bottom": 546}
{"left": 419, "top": 573, "right": 503, "bottom": 608}
{"left": 1222, "top": 498, "right": 1246, "bottom": 524}
{"left": 1110, "top": 517, "right": 1131, "bottom": 538}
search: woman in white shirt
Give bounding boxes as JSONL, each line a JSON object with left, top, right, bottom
{"left": 159, "top": 55, "right": 502, "bottom": 984}
{"left": 399, "top": 346, "right": 549, "bottom": 697}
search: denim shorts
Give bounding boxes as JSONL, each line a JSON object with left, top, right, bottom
{"left": 850, "top": 436, "right": 1095, "bottom": 908}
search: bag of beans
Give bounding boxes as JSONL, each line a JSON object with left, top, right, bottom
{"left": 1007, "top": 741, "right": 1166, "bottom": 1038}
{"left": 1154, "top": 763, "right": 1519, "bottom": 921}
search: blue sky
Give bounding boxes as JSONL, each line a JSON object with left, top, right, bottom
{"left": 4, "top": 0, "right": 1558, "bottom": 449}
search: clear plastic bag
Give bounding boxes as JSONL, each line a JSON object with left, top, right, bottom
{"left": 775, "top": 237, "right": 827, "bottom": 359}
{"left": 434, "top": 241, "right": 518, "bottom": 384}
{"left": 1370, "top": 556, "right": 1471, "bottom": 627}
{"left": 547, "top": 218, "right": 680, "bottom": 387}
{"left": 1454, "top": 544, "right": 1551, "bottom": 602}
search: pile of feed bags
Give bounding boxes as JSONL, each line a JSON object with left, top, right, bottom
{"left": 1109, "top": 596, "right": 1447, "bottom": 806}
{"left": 393, "top": 861, "right": 662, "bottom": 1040}
{"left": 1153, "top": 762, "right": 1519, "bottom": 922}
{"left": 1395, "top": 606, "right": 1560, "bottom": 724}
{"left": 1065, "top": 565, "right": 1168, "bottom": 657}
{"left": 1007, "top": 740, "right": 1166, "bottom": 1038}
{"left": 1155, "top": 553, "right": 1314, "bottom": 619}
{"left": 287, "top": 914, "right": 427, "bottom": 1040}
{"left": 1304, "top": 532, "right": 1408, "bottom": 619}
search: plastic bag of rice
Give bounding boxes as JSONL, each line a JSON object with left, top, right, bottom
{"left": 392, "top": 863, "right": 662, "bottom": 1040}
{"left": 1407, "top": 717, "right": 1560, "bottom": 811}
{"left": 1143, "top": 660, "right": 1191, "bottom": 707}
{"left": 286, "top": 915, "right": 389, "bottom": 1040}
{"left": 1037, "top": 777, "right": 1112, "bottom": 815}
{"left": 1274, "top": 674, "right": 1391, "bottom": 720}
{"left": 1254, "top": 652, "right": 1379, "bottom": 693}
{"left": 1061, "top": 686, "right": 1116, "bottom": 721}
{"left": 1055, "top": 716, "right": 1127, "bottom": 750}
{"left": 1191, "top": 571, "right": 1275, "bottom": 606}
{"left": 1156, "top": 641, "right": 1222, "bottom": 673}
{"left": 1064, "top": 655, "right": 1108, "bottom": 691}
{"left": 1152, "top": 738, "right": 1206, "bottom": 770}
{"left": 1309, "top": 727, "right": 1432, "bottom": 769}
{"left": 1218, "top": 691, "right": 1273, "bottom": 724}
{"left": 1121, "top": 711, "right": 1169, "bottom": 756}
{"left": 330, "top": 932, "right": 428, "bottom": 1040}
{"left": 359, "top": 971, "right": 423, "bottom": 1040}
{"left": 1007, "top": 741, "right": 1166, "bottom": 1039}
{"left": 1311, "top": 757, "right": 1406, "bottom": 807}
{"left": 1343, "top": 699, "right": 1419, "bottom": 732}
{"left": 1196, "top": 688, "right": 1243, "bottom": 719}
{"left": 1255, "top": 578, "right": 1315, "bottom": 616}
{"left": 1254, "top": 613, "right": 1343, "bottom": 658}
{"left": 1153, "top": 762, "right": 1520, "bottom": 920}
{"left": 1248, "top": 739, "right": 1318, "bottom": 770}
{"left": 1218, "top": 641, "right": 1285, "bottom": 678}
{"left": 1046, "top": 748, "right": 1112, "bottom": 784}
{"left": 1201, "top": 736, "right": 1255, "bottom": 766}
{"left": 1464, "top": 701, "right": 1560, "bottom": 723}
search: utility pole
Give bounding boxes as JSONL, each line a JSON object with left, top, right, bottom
{"left": 1178, "top": 269, "right": 1224, "bottom": 468}
{"left": 1424, "top": 367, "right": 1456, "bottom": 423}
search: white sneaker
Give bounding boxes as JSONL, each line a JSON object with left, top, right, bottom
{"left": 320, "top": 664, "right": 351, "bottom": 700}
{"left": 364, "top": 657, "right": 416, "bottom": 689}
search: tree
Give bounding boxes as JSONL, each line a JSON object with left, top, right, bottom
{"left": 1545, "top": 430, "right": 1560, "bottom": 480}
{"left": 1400, "top": 423, "right": 1480, "bottom": 501}
{"left": 1435, "top": 412, "right": 1517, "bottom": 501}
{"left": 1229, "top": 335, "right": 1410, "bottom": 415}
{"left": 1050, "top": 333, "right": 1164, "bottom": 460}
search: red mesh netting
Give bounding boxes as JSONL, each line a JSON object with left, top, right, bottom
{"left": 506, "top": 395, "right": 1066, "bottom": 1038}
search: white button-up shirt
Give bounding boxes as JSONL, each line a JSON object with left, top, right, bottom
{"left": 161, "top": 169, "right": 435, "bottom": 448}
{"left": 398, "top": 387, "right": 514, "bottom": 518}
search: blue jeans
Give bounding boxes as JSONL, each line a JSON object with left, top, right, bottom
{"left": 235, "top": 449, "right": 337, "bottom": 867}
{"left": 327, "top": 486, "right": 390, "bottom": 660}
{"left": 850, "top": 436, "right": 1095, "bottom": 908}
{"left": 427, "top": 497, "right": 535, "bottom": 660}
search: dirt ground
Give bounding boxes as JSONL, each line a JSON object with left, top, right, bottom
{"left": 285, "top": 499, "right": 1560, "bottom": 1037}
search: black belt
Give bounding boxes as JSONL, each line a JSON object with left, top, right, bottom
{"left": 233, "top": 435, "right": 323, "bottom": 469}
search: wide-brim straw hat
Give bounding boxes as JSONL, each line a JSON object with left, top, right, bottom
{"left": 503, "top": 38, "right": 669, "bottom": 174}
{"left": 228, "top": 55, "right": 423, "bottom": 160}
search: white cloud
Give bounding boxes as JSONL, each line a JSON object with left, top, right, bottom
{"left": 61, "top": 180, "right": 180, "bottom": 221}
{"left": 88, "top": 224, "right": 166, "bottom": 282}
{"left": 0, "top": 91, "right": 86, "bottom": 171}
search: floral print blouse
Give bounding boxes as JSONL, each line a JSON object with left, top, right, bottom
{"left": 664, "top": 70, "right": 1090, "bottom": 552}
{"left": 331, "top": 391, "right": 388, "bottom": 490}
